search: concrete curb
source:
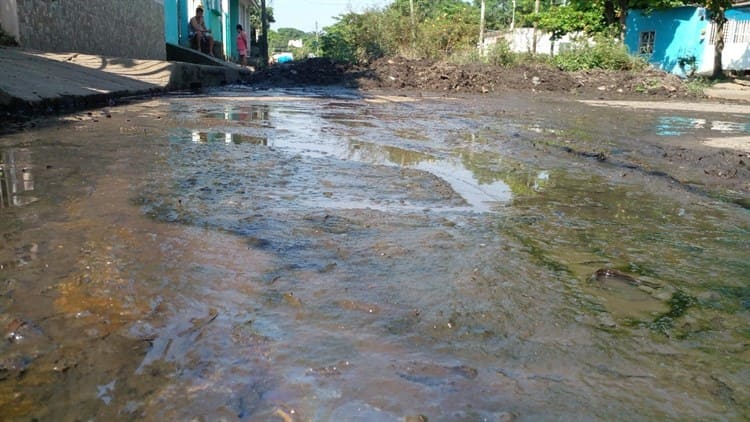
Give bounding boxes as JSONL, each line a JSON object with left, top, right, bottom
{"left": 0, "top": 46, "right": 252, "bottom": 119}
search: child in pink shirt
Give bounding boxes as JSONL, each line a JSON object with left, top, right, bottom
{"left": 236, "top": 24, "right": 248, "bottom": 67}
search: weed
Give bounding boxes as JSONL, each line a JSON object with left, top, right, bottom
{"left": 553, "top": 37, "right": 647, "bottom": 72}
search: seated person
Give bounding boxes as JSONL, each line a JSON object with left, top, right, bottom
{"left": 189, "top": 5, "right": 213, "bottom": 56}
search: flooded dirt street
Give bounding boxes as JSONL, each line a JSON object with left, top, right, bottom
{"left": 1, "top": 87, "right": 749, "bottom": 420}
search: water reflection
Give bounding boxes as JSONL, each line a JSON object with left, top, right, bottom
{"left": 0, "top": 149, "right": 37, "bottom": 208}
{"left": 275, "top": 135, "right": 513, "bottom": 211}
{"left": 181, "top": 98, "right": 517, "bottom": 212}
{"left": 656, "top": 116, "right": 750, "bottom": 136}
{"left": 190, "top": 131, "right": 268, "bottom": 145}
{"left": 201, "top": 105, "right": 270, "bottom": 125}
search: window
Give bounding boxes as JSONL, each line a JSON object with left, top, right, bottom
{"left": 639, "top": 31, "right": 655, "bottom": 54}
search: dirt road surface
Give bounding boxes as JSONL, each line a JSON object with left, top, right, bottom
{"left": 1, "top": 60, "right": 749, "bottom": 420}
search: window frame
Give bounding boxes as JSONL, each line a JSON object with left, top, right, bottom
{"left": 639, "top": 31, "right": 656, "bottom": 55}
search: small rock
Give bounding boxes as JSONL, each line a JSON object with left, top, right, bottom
{"left": 653, "top": 285, "right": 676, "bottom": 301}
{"left": 638, "top": 285, "right": 655, "bottom": 294}
{"left": 597, "top": 313, "right": 617, "bottom": 328}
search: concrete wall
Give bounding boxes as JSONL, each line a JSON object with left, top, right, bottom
{"left": 14, "top": 0, "right": 165, "bottom": 59}
{"left": 699, "top": 8, "right": 750, "bottom": 74}
{"left": 0, "top": 0, "right": 19, "bottom": 40}
{"left": 626, "top": 6, "right": 749, "bottom": 76}
{"left": 483, "top": 29, "right": 590, "bottom": 56}
{"left": 625, "top": 7, "right": 708, "bottom": 77}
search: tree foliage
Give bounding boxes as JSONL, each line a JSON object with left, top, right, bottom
{"left": 536, "top": 4, "right": 607, "bottom": 41}
{"left": 268, "top": 27, "right": 308, "bottom": 53}
{"left": 313, "top": 0, "right": 734, "bottom": 78}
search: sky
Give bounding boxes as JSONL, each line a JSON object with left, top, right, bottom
{"left": 270, "top": 0, "right": 392, "bottom": 33}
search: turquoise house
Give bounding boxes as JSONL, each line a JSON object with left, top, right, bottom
{"left": 163, "top": 0, "right": 256, "bottom": 62}
{"left": 625, "top": 3, "right": 750, "bottom": 77}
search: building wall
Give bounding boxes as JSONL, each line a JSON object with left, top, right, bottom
{"left": 228, "top": 0, "right": 253, "bottom": 60}
{"left": 625, "top": 7, "right": 708, "bottom": 77}
{"left": 14, "top": 0, "right": 165, "bottom": 59}
{"left": 699, "top": 8, "right": 750, "bottom": 74}
{"left": 0, "top": 0, "right": 19, "bottom": 40}
{"left": 483, "top": 29, "right": 590, "bottom": 57}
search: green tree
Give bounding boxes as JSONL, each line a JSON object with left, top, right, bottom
{"left": 252, "top": 1, "right": 275, "bottom": 66}
{"left": 268, "top": 27, "right": 308, "bottom": 53}
{"left": 536, "top": 3, "right": 607, "bottom": 46}
{"left": 321, "top": 10, "right": 394, "bottom": 63}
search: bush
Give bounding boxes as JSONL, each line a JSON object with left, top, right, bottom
{"left": 553, "top": 37, "right": 647, "bottom": 71}
{"left": 415, "top": 8, "right": 478, "bottom": 59}
{"left": 448, "top": 46, "right": 483, "bottom": 65}
{"left": 486, "top": 40, "right": 516, "bottom": 67}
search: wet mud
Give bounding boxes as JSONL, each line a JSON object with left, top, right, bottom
{"left": 0, "top": 87, "right": 749, "bottom": 420}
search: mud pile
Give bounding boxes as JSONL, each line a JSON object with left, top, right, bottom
{"left": 245, "top": 58, "right": 355, "bottom": 87}
{"left": 247, "top": 56, "right": 697, "bottom": 99}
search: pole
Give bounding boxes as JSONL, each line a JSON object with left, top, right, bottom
{"left": 260, "top": 0, "right": 269, "bottom": 66}
{"left": 409, "top": 0, "right": 416, "bottom": 52}
{"left": 510, "top": 0, "right": 516, "bottom": 30}
{"left": 532, "top": 0, "right": 540, "bottom": 54}
{"left": 479, "top": 0, "right": 485, "bottom": 51}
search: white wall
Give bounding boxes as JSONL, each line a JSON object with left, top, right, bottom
{"left": 0, "top": 0, "right": 19, "bottom": 40}
{"left": 483, "top": 28, "right": 588, "bottom": 56}
{"left": 699, "top": 19, "right": 750, "bottom": 74}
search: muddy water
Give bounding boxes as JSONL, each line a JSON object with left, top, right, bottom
{"left": 1, "top": 87, "right": 748, "bottom": 420}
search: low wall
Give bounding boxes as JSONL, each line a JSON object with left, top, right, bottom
{"left": 14, "top": 0, "right": 165, "bottom": 59}
{"left": 483, "top": 28, "right": 589, "bottom": 56}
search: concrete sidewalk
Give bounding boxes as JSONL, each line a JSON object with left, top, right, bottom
{"left": 0, "top": 46, "right": 252, "bottom": 117}
{"left": 703, "top": 79, "right": 750, "bottom": 102}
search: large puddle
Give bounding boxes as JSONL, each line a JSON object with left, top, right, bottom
{"left": 1, "top": 87, "right": 748, "bottom": 420}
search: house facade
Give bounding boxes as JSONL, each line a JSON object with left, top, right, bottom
{"left": 625, "top": 3, "right": 750, "bottom": 77}
{"left": 163, "top": 0, "right": 256, "bottom": 61}
{"left": 0, "top": 0, "right": 165, "bottom": 60}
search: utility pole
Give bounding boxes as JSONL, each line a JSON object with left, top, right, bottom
{"left": 409, "top": 0, "right": 416, "bottom": 52}
{"left": 260, "top": 0, "right": 269, "bottom": 66}
{"left": 478, "top": 0, "right": 485, "bottom": 51}
{"left": 532, "top": 0, "right": 540, "bottom": 54}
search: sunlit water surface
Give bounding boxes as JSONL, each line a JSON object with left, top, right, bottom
{"left": 1, "top": 87, "right": 748, "bottom": 420}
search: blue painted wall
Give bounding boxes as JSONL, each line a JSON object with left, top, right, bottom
{"left": 726, "top": 7, "right": 750, "bottom": 20}
{"left": 625, "top": 7, "right": 709, "bottom": 77}
{"left": 164, "top": 0, "right": 190, "bottom": 47}
{"left": 164, "top": 1, "right": 178, "bottom": 44}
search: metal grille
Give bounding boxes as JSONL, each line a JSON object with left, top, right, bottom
{"left": 709, "top": 19, "right": 750, "bottom": 44}
{"left": 639, "top": 31, "right": 655, "bottom": 54}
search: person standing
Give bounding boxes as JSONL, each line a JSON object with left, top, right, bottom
{"left": 236, "top": 24, "right": 248, "bottom": 67}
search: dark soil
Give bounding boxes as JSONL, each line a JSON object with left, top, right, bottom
{"left": 246, "top": 56, "right": 699, "bottom": 100}
{"left": 0, "top": 28, "right": 18, "bottom": 46}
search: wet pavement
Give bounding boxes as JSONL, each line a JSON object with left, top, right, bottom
{"left": 1, "top": 86, "right": 749, "bottom": 420}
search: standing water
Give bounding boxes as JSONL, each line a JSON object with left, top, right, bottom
{"left": 1, "top": 87, "right": 748, "bottom": 420}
